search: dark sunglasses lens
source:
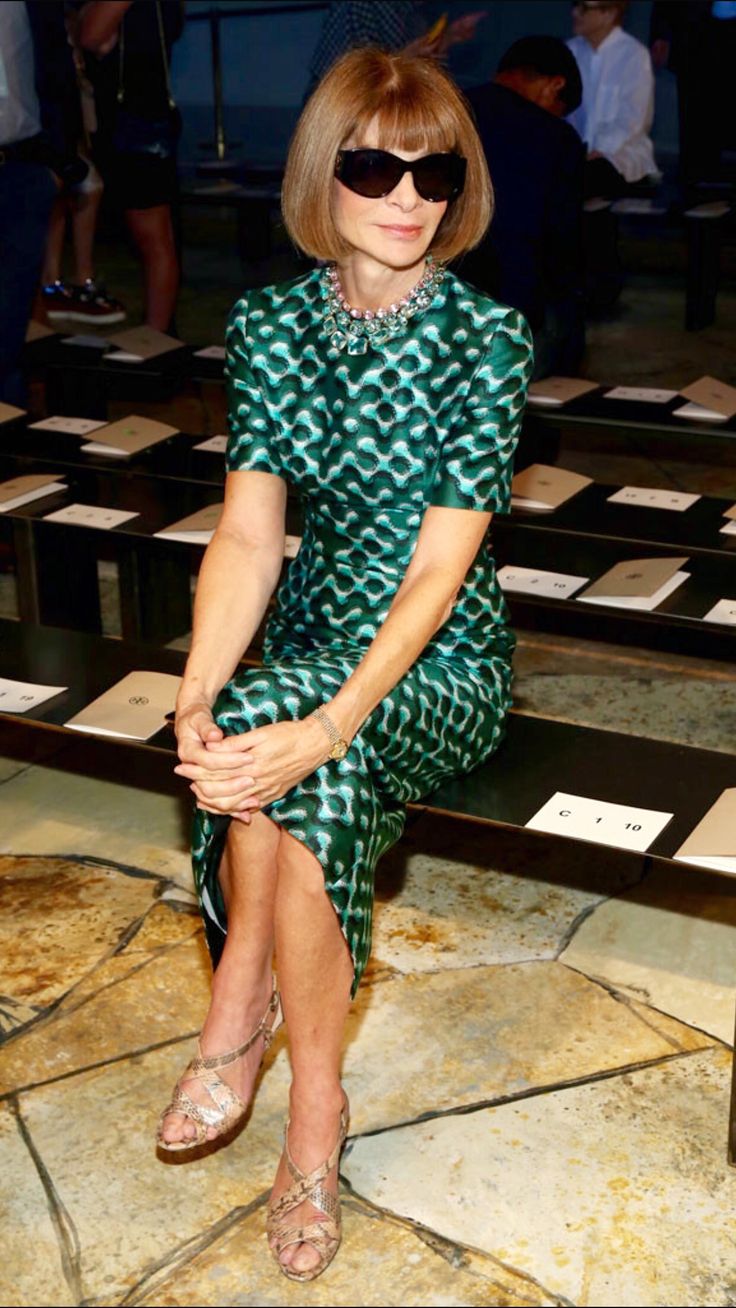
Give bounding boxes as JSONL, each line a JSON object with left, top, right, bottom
{"left": 338, "top": 150, "right": 402, "bottom": 197}
{"left": 413, "top": 154, "right": 465, "bottom": 201}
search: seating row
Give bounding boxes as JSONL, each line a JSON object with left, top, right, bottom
{"left": 1, "top": 615, "right": 734, "bottom": 1158}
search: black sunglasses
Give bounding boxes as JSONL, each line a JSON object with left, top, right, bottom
{"left": 334, "top": 149, "right": 466, "bottom": 203}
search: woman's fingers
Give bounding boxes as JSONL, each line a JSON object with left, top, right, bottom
{"left": 192, "top": 774, "right": 257, "bottom": 800}
{"left": 175, "top": 760, "right": 255, "bottom": 784}
{"left": 194, "top": 789, "right": 260, "bottom": 814}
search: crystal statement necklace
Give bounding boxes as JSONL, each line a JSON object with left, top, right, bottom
{"left": 322, "top": 256, "right": 446, "bottom": 354}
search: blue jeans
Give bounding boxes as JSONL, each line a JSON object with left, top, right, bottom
{"left": 0, "top": 161, "right": 57, "bottom": 405}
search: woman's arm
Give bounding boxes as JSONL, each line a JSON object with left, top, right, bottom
{"left": 78, "top": 1, "right": 134, "bottom": 55}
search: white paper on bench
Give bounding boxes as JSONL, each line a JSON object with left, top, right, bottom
{"left": 703, "top": 598, "right": 736, "bottom": 626}
{"left": 105, "top": 351, "right": 144, "bottom": 364}
{"left": 0, "top": 677, "right": 68, "bottom": 713}
{"left": 577, "top": 570, "right": 689, "bottom": 610}
{"left": 30, "top": 416, "right": 107, "bottom": 436}
{"left": 607, "top": 486, "right": 700, "bottom": 511}
{"left": 193, "top": 345, "right": 226, "bottom": 360}
{"left": 603, "top": 386, "right": 677, "bottom": 404}
{"left": 0, "top": 482, "right": 67, "bottom": 512}
{"left": 526, "top": 791, "right": 673, "bottom": 852}
{"left": 719, "top": 521, "right": 736, "bottom": 536}
{"left": 43, "top": 503, "right": 140, "bottom": 529}
{"left": 61, "top": 334, "right": 111, "bottom": 350}
{"left": 673, "top": 402, "right": 729, "bottom": 423}
{"left": 193, "top": 434, "right": 228, "bottom": 453}
{"left": 80, "top": 442, "right": 131, "bottom": 458}
{"left": 496, "top": 565, "right": 589, "bottom": 600}
{"left": 65, "top": 670, "right": 181, "bottom": 740}
{"left": 284, "top": 534, "right": 301, "bottom": 558}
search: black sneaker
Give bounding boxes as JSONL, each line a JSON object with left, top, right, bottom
{"left": 65, "top": 279, "right": 127, "bottom": 325}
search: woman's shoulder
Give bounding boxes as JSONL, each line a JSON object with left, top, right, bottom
{"left": 229, "top": 269, "right": 323, "bottom": 330}
{"left": 443, "top": 271, "right": 532, "bottom": 347}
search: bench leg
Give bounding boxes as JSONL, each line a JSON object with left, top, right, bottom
{"left": 25, "top": 521, "right": 103, "bottom": 633}
{"left": 130, "top": 546, "right": 193, "bottom": 645}
{"left": 44, "top": 364, "right": 109, "bottom": 419}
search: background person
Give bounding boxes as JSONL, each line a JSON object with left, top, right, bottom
{"left": 567, "top": 0, "right": 657, "bottom": 198}
{"left": 462, "top": 35, "right": 586, "bottom": 378}
{"left": 159, "top": 47, "right": 532, "bottom": 1283}
{"left": 79, "top": 0, "right": 183, "bottom": 332}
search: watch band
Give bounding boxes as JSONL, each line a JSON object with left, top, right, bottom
{"left": 313, "top": 706, "right": 348, "bottom": 759}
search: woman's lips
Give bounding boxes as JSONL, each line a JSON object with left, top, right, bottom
{"left": 377, "top": 224, "right": 423, "bottom": 239}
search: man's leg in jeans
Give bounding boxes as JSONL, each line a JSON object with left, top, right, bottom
{"left": 0, "top": 162, "right": 57, "bottom": 405}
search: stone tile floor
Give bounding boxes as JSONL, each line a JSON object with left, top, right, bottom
{"left": 3, "top": 214, "right": 736, "bottom": 1306}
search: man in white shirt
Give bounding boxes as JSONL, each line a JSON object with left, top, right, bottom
{"left": 567, "top": 0, "right": 657, "bottom": 197}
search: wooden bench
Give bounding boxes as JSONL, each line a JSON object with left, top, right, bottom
{"left": 525, "top": 387, "right": 736, "bottom": 447}
{"left": 0, "top": 616, "right": 734, "bottom": 1160}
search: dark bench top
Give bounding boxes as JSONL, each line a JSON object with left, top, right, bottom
{"left": 0, "top": 619, "right": 734, "bottom": 867}
{"left": 526, "top": 390, "right": 736, "bottom": 443}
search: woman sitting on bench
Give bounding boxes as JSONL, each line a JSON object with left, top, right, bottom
{"left": 159, "top": 48, "right": 532, "bottom": 1283}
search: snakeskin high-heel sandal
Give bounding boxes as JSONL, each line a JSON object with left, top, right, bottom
{"left": 156, "top": 981, "right": 282, "bottom": 1155}
{"left": 266, "top": 1097, "right": 350, "bottom": 1282}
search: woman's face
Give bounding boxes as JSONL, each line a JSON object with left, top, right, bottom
{"left": 332, "top": 121, "right": 449, "bottom": 270}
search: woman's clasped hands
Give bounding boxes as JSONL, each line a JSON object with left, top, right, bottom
{"left": 174, "top": 702, "right": 332, "bottom": 823}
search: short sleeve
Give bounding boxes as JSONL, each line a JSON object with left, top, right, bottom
{"left": 224, "top": 294, "right": 283, "bottom": 477}
{"left": 428, "top": 308, "right": 533, "bottom": 514}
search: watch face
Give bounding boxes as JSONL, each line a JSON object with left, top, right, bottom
{"left": 331, "top": 740, "right": 348, "bottom": 760}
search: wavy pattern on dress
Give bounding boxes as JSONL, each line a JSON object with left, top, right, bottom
{"left": 192, "top": 268, "right": 533, "bottom": 993}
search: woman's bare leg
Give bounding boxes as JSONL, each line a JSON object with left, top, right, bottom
{"left": 125, "top": 203, "right": 179, "bottom": 330}
{"left": 160, "top": 812, "right": 280, "bottom": 1144}
{"left": 71, "top": 184, "right": 104, "bottom": 284}
{"left": 41, "top": 195, "right": 68, "bottom": 285}
{"left": 269, "top": 829, "right": 353, "bottom": 1276}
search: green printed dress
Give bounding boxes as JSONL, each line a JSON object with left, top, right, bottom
{"left": 193, "top": 266, "right": 532, "bottom": 994}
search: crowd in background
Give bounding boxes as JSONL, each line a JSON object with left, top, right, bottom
{"left": 1, "top": 0, "right": 735, "bottom": 403}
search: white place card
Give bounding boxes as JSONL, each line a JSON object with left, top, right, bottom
{"left": 105, "top": 351, "right": 144, "bottom": 364}
{"left": 0, "top": 402, "right": 26, "bottom": 426}
{"left": 80, "top": 442, "right": 129, "bottom": 458}
{"left": 0, "top": 677, "right": 67, "bottom": 713}
{"left": 673, "top": 403, "right": 729, "bottom": 423}
{"left": 193, "top": 434, "right": 228, "bottom": 454}
{"left": 496, "top": 565, "right": 589, "bottom": 600}
{"left": 30, "top": 416, "right": 107, "bottom": 436}
{"left": 61, "top": 334, "right": 110, "bottom": 350}
{"left": 702, "top": 599, "right": 736, "bottom": 626}
{"left": 193, "top": 345, "right": 226, "bottom": 361}
{"left": 607, "top": 486, "right": 701, "bottom": 512}
{"left": 603, "top": 386, "right": 677, "bottom": 404}
{"left": 284, "top": 534, "right": 302, "bottom": 558}
{"left": 43, "top": 503, "right": 140, "bottom": 530}
{"left": 526, "top": 791, "right": 673, "bottom": 853}
{"left": 719, "top": 521, "right": 736, "bottom": 537}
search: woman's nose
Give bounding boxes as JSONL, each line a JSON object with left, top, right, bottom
{"left": 387, "top": 168, "right": 421, "bottom": 209}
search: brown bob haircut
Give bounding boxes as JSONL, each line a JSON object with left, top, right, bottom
{"left": 282, "top": 47, "right": 493, "bottom": 263}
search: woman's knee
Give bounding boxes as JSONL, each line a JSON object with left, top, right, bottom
{"left": 276, "top": 829, "right": 326, "bottom": 898}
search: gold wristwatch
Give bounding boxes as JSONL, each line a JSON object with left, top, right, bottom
{"left": 313, "top": 706, "right": 349, "bottom": 760}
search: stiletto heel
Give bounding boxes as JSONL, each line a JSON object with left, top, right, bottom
{"left": 156, "top": 980, "right": 281, "bottom": 1154}
{"left": 267, "top": 1097, "right": 350, "bottom": 1281}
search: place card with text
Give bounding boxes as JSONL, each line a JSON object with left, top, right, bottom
{"left": 193, "top": 434, "right": 228, "bottom": 454}
{"left": 674, "top": 790, "right": 736, "bottom": 875}
{"left": 526, "top": 791, "right": 673, "bottom": 852}
{"left": 107, "top": 326, "right": 184, "bottom": 361}
{"left": 673, "top": 402, "right": 729, "bottom": 423}
{"left": 154, "top": 503, "right": 223, "bottom": 544}
{"left": 193, "top": 345, "right": 226, "bottom": 361}
{"left": 66, "top": 671, "right": 182, "bottom": 741}
{"left": 607, "top": 486, "right": 700, "bottom": 511}
{"left": 0, "top": 677, "right": 67, "bottom": 713}
{"left": 702, "top": 599, "right": 736, "bottom": 626}
{"left": 81, "top": 415, "right": 179, "bottom": 457}
{"left": 496, "top": 565, "right": 589, "bottom": 600}
{"left": 603, "top": 386, "right": 677, "bottom": 404}
{"left": 43, "top": 503, "right": 140, "bottom": 530}
{"left": 679, "top": 375, "right": 736, "bottom": 420}
{"left": 577, "top": 556, "right": 690, "bottom": 610}
{"left": 30, "top": 415, "right": 107, "bottom": 436}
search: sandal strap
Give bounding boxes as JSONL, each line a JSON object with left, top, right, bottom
{"left": 268, "top": 1103, "right": 349, "bottom": 1229}
{"left": 192, "top": 983, "right": 281, "bottom": 1072}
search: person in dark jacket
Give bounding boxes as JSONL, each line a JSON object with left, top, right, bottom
{"left": 0, "top": 1, "right": 83, "bottom": 403}
{"left": 461, "top": 36, "right": 586, "bottom": 379}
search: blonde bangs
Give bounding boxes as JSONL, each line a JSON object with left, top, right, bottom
{"left": 282, "top": 48, "right": 493, "bottom": 263}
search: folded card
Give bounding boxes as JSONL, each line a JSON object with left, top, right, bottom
{"left": 577, "top": 556, "right": 690, "bottom": 610}
{"left": 674, "top": 789, "right": 736, "bottom": 875}
{"left": 193, "top": 434, "right": 228, "bottom": 454}
{"left": 65, "top": 670, "right": 181, "bottom": 740}
{"left": 193, "top": 345, "right": 226, "bottom": 361}
{"left": 720, "top": 521, "right": 736, "bottom": 537}
{"left": 0, "top": 402, "right": 26, "bottom": 426}
{"left": 526, "top": 377, "right": 599, "bottom": 407}
{"left": 25, "top": 320, "right": 56, "bottom": 343}
{"left": 496, "top": 565, "right": 589, "bottom": 600}
{"left": 43, "top": 503, "right": 139, "bottom": 530}
{"left": 61, "top": 333, "right": 111, "bottom": 350}
{"left": 672, "top": 402, "right": 729, "bottom": 423}
{"left": 679, "top": 376, "right": 736, "bottom": 420}
{"left": 511, "top": 463, "right": 592, "bottom": 511}
{"left": 724, "top": 504, "right": 736, "bottom": 521}
{"left": 80, "top": 415, "right": 179, "bottom": 457}
{"left": 702, "top": 599, "right": 736, "bottom": 626}
{"left": 107, "top": 326, "right": 184, "bottom": 360}
{"left": 0, "top": 474, "right": 67, "bottom": 512}
{"left": 154, "top": 503, "right": 224, "bottom": 544}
